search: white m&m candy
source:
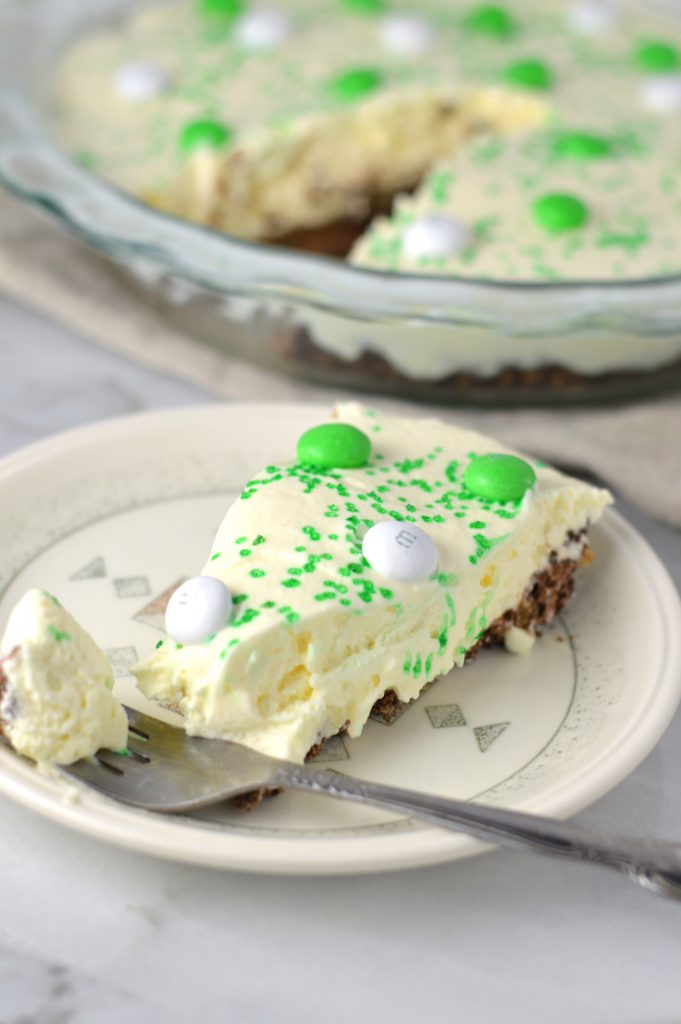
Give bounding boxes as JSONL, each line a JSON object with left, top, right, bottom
{"left": 113, "top": 62, "right": 170, "bottom": 102}
{"left": 362, "top": 522, "right": 438, "bottom": 583}
{"left": 402, "top": 214, "right": 471, "bottom": 261}
{"left": 165, "top": 577, "right": 233, "bottom": 645}
{"left": 379, "top": 15, "right": 434, "bottom": 57}
{"left": 566, "top": 1, "right": 617, "bottom": 36}
{"left": 234, "top": 9, "right": 292, "bottom": 49}
{"left": 641, "top": 76, "right": 681, "bottom": 114}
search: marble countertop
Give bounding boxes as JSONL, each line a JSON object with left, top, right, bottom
{"left": 1, "top": 292, "right": 681, "bottom": 1024}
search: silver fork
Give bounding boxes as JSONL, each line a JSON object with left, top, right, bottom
{"left": 62, "top": 706, "right": 681, "bottom": 899}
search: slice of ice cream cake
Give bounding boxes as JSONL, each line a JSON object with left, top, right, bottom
{"left": 0, "top": 590, "right": 128, "bottom": 765}
{"left": 134, "top": 403, "right": 612, "bottom": 763}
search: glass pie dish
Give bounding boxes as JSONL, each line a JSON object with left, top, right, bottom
{"left": 2, "top": 0, "right": 681, "bottom": 405}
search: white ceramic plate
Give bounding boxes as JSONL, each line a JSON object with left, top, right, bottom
{"left": 0, "top": 404, "right": 679, "bottom": 875}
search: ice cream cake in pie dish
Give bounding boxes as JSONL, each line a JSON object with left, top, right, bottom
{"left": 6, "top": 0, "right": 681, "bottom": 406}
{"left": 56, "top": 0, "right": 681, "bottom": 284}
{"left": 1, "top": 402, "right": 610, "bottom": 772}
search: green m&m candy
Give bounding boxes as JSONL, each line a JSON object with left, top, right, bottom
{"left": 341, "top": 0, "right": 385, "bottom": 14}
{"left": 198, "top": 0, "right": 244, "bottom": 18}
{"left": 464, "top": 5, "right": 516, "bottom": 39}
{"left": 180, "top": 119, "right": 233, "bottom": 154}
{"left": 533, "top": 193, "right": 588, "bottom": 232}
{"left": 327, "top": 67, "right": 383, "bottom": 103}
{"left": 504, "top": 58, "right": 552, "bottom": 90}
{"left": 463, "top": 454, "right": 537, "bottom": 503}
{"left": 552, "top": 131, "right": 612, "bottom": 161}
{"left": 635, "top": 40, "right": 680, "bottom": 73}
{"left": 297, "top": 423, "right": 371, "bottom": 469}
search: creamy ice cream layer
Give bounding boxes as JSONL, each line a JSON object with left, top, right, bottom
{"left": 134, "top": 403, "right": 611, "bottom": 763}
{"left": 0, "top": 590, "right": 128, "bottom": 765}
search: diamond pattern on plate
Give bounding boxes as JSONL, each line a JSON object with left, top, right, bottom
{"left": 114, "top": 576, "right": 151, "bottom": 599}
{"left": 425, "top": 704, "right": 467, "bottom": 729}
{"left": 104, "top": 646, "right": 139, "bottom": 678}
{"left": 134, "top": 579, "right": 186, "bottom": 633}
{"left": 70, "top": 556, "right": 107, "bottom": 580}
{"left": 310, "top": 735, "right": 350, "bottom": 763}
{"left": 158, "top": 699, "right": 183, "bottom": 716}
{"left": 474, "top": 722, "right": 510, "bottom": 753}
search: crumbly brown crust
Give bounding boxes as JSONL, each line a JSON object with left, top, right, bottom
{"left": 235, "top": 543, "right": 587, "bottom": 808}
{"left": 274, "top": 324, "right": 681, "bottom": 404}
{"left": 269, "top": 215, "right": 376, "bottom": 259}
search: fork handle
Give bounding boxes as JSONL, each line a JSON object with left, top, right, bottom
{"left": 278, "top": 765, "right": 681, "bottom": 898}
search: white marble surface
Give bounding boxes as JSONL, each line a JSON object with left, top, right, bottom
{"left": 1, "top": 292, "right": 681, "bottom": 1023}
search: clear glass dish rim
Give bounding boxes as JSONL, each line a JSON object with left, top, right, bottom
{"left": 2, "top": 0, "right": 681, "bottom": 328}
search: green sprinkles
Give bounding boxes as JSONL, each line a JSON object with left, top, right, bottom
{"left": 233, "top": 608, "right": 260, "bottom": 626}
{"left": 552, "top": 132, "right": 612, "bottom": 162}
{"left": 220, "top": 638, "right": 240, "bottom": 658}
{"left": 47, "top": 625, "right": 71, "bottom": 643}
{"left": 201, "top": 413, "right": 549, "bottom": 647}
